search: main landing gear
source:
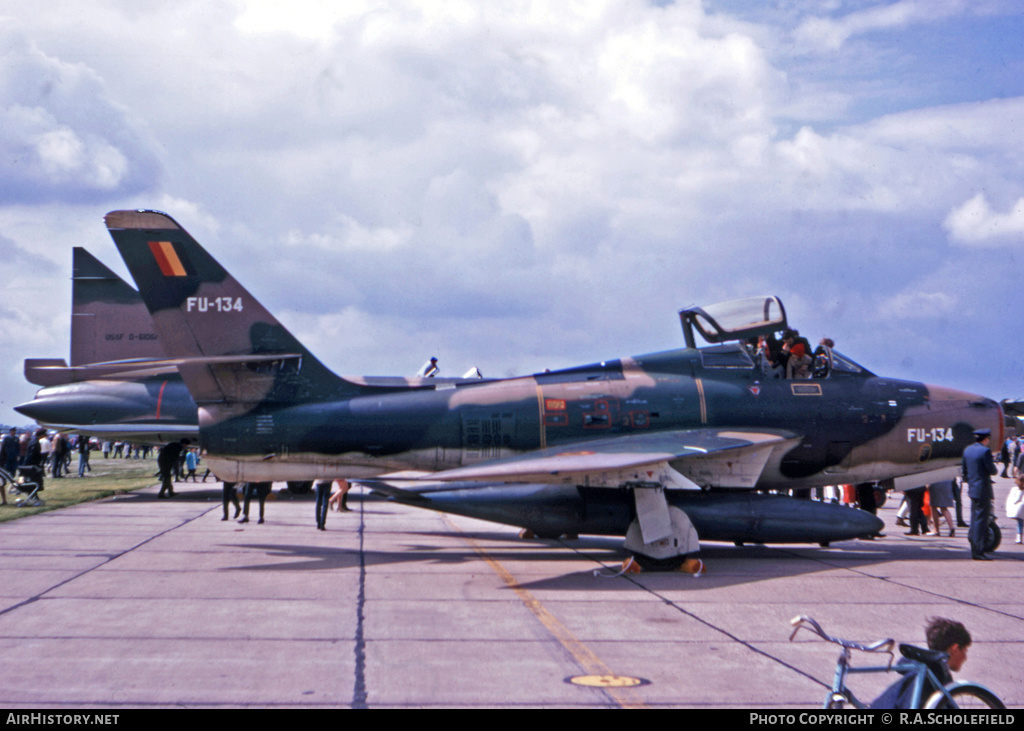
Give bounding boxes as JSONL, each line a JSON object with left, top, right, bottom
{"left": 622, "top": 485, "right": 702, "bottom": 573}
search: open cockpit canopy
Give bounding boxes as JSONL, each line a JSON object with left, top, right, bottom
{"left": 679, "top": 296, "right": 786, "bottom": 349}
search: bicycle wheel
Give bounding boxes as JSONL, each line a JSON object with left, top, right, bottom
{"left": 924, "top": 682, "right": 1005, "bottom": 709}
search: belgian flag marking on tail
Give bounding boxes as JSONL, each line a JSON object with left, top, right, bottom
{"left": 148, "top": 241, "right": 189, "bottom": 277}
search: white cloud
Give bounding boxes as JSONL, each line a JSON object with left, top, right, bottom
{"left": 858, "top": 97, "right": 1024, "bottom": 155}
{"left": 2, "top": 0, "right": 1024, "bottom": 422}
{"left": 234, "top": 0, "right": 376, "bottom": 39}
{"left": 879, "top": 290, "right": 959, "bottom": 319}
{"left": 944, "top": 193, "right": 1024, "bottom": 246}
{"left": 793, "top": 0, "right": 968, "bottom": 53}
{"left": 762, "top": 95, "right": 1024, "bottom": 216}
{"left": 0, "top": 22, "right": 161, "bottom": 203}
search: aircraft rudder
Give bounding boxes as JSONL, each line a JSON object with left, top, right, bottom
{"left": 105, "top": 210, "right": 230, "bottom": 318}
{"left": 71, "top": 246, "right": 164, "bottom": 366}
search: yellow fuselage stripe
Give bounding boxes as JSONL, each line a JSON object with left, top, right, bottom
{"left": 535, "top": 381, "right": 547, "bottom": 449}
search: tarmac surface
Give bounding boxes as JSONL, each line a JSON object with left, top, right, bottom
{"left": 0, "top": 475, "right": 1022, "bottom": 709}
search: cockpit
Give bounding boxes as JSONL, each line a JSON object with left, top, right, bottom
{"left": 679, "top": 296, "right": 872, "bottom": 380}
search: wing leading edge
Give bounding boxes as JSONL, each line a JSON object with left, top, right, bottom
{"left": 382, "top": 427, "right": 801, "bottom": 490}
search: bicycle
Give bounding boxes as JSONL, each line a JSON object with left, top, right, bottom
{"left": 789, "top": 615, "right": 1005, "bottom": 709}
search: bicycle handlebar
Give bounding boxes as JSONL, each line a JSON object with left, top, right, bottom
{"left": 790, "top": 615, "right": 895, "bottom": 654}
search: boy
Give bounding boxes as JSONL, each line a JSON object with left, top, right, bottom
{"left": 871, "top": 617, "right": 970, "bottom": 708}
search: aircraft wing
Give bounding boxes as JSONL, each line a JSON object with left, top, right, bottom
{"left": 385, "top": 428, "right": 801, "bottom": 489}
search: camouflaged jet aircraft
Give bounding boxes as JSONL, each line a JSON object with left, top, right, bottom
{"left": 105, "top": 209, "right": 1002, "bottom": 568}
{"left": 15, "top": 247, "right": 197, "bottom": 443}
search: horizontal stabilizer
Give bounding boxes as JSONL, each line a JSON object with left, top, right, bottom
{"left": 25, "top": 359, "right": 180, "bottom": 384}
{"left": 24, "top": 358, "right": 70, "bottom": 386}
{"left": 25, "top": 353, "right": 306, "bottom": 385}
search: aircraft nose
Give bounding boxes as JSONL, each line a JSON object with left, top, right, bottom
{"left": 13, "top": 398, "right": 47, "bottom": 421}
{"left": 925, "top": 384, "right": 1004, "bottom": 443}
{"left": 14, "top": 394, "right": 102, "bottom": 426}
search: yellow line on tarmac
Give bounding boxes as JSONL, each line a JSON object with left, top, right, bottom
{"left": 441, "top": 514, "right": 647, "bottom": 709}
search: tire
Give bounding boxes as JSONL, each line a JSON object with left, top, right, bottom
{"left": 630, "top": 552, "right": 686, "bottom": 571}
{"left": 924, "top": 682, "right": 1005, "bottom": 709}
{"left": 985, "top": 521, "right": 1001, "bottom": 553}
{"left": 872, "top": 487, "right": 887, "bottom": 509}
{"left": 287, "top": 480, "right": 313, "bottom": 495}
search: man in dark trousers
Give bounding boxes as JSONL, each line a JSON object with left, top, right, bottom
{"left": 157, "top": 439, "right": 190, "bottom": 498}
{"left": 962, "top": 429, "right": 997, "bottom": 560}
{"left": 903, "top": 485, "right": 928, "bottom": 536}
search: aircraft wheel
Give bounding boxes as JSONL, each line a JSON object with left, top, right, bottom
{"left": 734, "top": 541, "right": 744, "bottom": 547}
{"left": 819, "top": 541, "right": 830, "bottom": 547}
{"left": 872, "top": 487, "right": 887, "bottom": 509}
{"left": 984, "top": 520, "right": 1001, "bottom": 553}
{"left": 287, "top": 481, "right": 313, "bottom": 495}
{"left": 629, "top": 552, "right": 687, "bottom": 572}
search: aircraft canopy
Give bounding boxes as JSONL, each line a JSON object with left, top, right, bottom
{"left": 679, "top": 296, "right": 787, "bottom": 348}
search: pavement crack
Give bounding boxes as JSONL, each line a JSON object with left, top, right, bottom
{"left": 351, "top": 497, "right": 368, "bottom": 709}
{"left": 0, "top": 504, "right": 218, "bottom": 620}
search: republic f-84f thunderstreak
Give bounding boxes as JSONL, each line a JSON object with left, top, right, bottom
{"left": 105, "top": 209, "right": 1002, "bottom": 568}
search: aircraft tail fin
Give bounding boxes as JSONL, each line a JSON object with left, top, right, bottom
{"left": 71, "top": 247, "right": 166, "bottom": 366}
{"left": 105, "top": 210, "right": 354, "bottom": 406}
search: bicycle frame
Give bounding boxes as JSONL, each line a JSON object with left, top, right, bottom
{"left": 827, "top": 644, "right": 900, "bottom": 709}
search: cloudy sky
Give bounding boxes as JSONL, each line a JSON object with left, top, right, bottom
{"left": 2, "top": 0, "right": 1023, "bottom": 426}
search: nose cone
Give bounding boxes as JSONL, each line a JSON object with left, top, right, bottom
{"left": 14, "top": 387, "right": 140, "bottom": 428}
{"left": 13, "top": 397, "right": 52, "bottom": 422}
{"left": 751, "top": 494, "right": 884, "bottom": 542}
{"left": 925, "top": 385, "right": 1004, "bottom": 442}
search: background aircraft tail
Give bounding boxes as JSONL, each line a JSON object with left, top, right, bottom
{"left": 71, "top": 247, "right": 166, "bottom": 366}
{"left": 24, "top": 248, "right": 168, "bottom": 386}
{"left": 105, "top": 209, "right": 355, "bottom": 407}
